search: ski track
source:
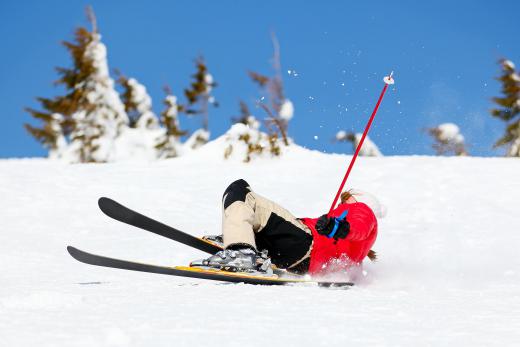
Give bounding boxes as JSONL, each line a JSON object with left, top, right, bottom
{"left": 1, "top": 142, "right": 520, "bottom": 346}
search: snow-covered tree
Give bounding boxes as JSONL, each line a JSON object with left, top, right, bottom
{"left": 249, "top": 33, "right": 293, "bottom": 147}
{"left": 491, "top": 59, "right": 520, "bottom": 157}
{"left": 25, "top": 6, "right": 128, "bottom": 163}
{"left": 335, "top": 131, "right": 383, "bottom": 157}
{"left": 116, "top": 72, "right": 159, "bottom": 129}
{"left": 184, "top": 129, "right": 211, "bottom": 151}
{"left": 225, "top": 101, "right": 281, "bottom": 162}
{"left": 155, "top": 86, "right": 187, "bottom": 158}
{"left": 232, "top": 101, "right": 260, "bottom": 129}
{"left": 427, "top": 123, "right": 468, "bottom": 156}
{"left": 183, "top": 57, "right": 217, "bottom": 148}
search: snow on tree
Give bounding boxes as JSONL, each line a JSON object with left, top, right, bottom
{"left": 225, "top": 101, "right": 280, "bottom": 162}
{"left": 183, "top": 56, "right": 218, "bottom": 147}
{"left": 491, "top": 58, "right": 520, "bottom": 157}
{"left": 249, "top": 33, "right": 292, "bottom": 148}
{"left": 116, "top": 71, "right": 159, "bottom": 129}
{"left": 184, "top": 129, "right": 211, "bottom": 151}
{"left": 155, "top": 86, "right": 187, "bottom": 158}
{"left": 47, "top": 113, "right": 68, "bottom": 159}
{"left": 25, "top": 6, "right": 128, "bottom": 163}
{"left": 427, "top": 123, "right": 468, "bottom": 156}
{"left": 224, "top": 123, "right": 280, "bottom": 163}
{"left": 335, "top": 131, "right": 383, "bottom": 157}
{"left": 232, "top": 101, "right": 260, "bottom": 129}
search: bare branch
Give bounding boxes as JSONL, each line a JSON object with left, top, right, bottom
{"left": 85, "top": 5, "right": 97, "bottom": 33}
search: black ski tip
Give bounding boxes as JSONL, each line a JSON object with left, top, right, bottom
{"left": 98, "top": 197, "right": 128, "bottom": 221}
{"left": 67, "top": 245, "right": 80, "bottom": 259}
{"left": 67, "top": 246, "right": 101, "bottom": 267}
{"left": 67, "top": 245, "right": 83, "bottom": 263}
{"left": 98, "top": 197, "right": 113, "bottom": 210}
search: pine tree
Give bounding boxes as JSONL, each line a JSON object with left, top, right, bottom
{"left": 426, "top": 123, "right": 468, "bottom": 156}
{"left": 155, "top": 86, "right": 187, "bottom": 158}
{"left": 25, "top": 6, "right": 128, "bottom": 163}
{"left": 183, "top": 56, "right": 217, "bottom": 148}
{"left": 116, "top": 71, "right": 159, "bottom": 129}
{"left": 491, "top": 59, "right": 520, "bottom": 157}
{"left": 224, "top": 101, "right": 269, "bottom": 162}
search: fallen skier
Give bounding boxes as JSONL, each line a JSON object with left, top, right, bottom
{"left": 191, "top": 179, "right": 384, "bottom": 277}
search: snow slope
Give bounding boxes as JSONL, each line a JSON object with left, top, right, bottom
{"left": 1, "top": 138, "right": 520, "bottom": 346}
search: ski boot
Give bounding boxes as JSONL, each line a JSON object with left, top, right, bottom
{"left": 190, "top": 247, "right": 273, "bottom": 276}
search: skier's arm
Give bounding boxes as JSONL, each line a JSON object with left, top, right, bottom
{"left": 345, "top": 207, "right": 375, "bottom": 242}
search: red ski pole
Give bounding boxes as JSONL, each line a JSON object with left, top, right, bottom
{"left": 328, "top": 72, "right": 394, "bottom": 215}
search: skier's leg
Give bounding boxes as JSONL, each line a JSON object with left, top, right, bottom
{"left": 221, "top": 179, "right": 257, "bottom": 249}
{"left": 193, "top": 179, "right": 311, "bottom": 273}
{"left": 191, "top": 180, "right": 269, "bottom": 273}
{"left": 250, "top": 192, "right": 313, "bottom": 270}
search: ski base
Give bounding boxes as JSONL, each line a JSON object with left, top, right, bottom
{"left": 67, "top": 246, "right": 354, "bottom": 287}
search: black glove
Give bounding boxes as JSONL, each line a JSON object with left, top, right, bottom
{"left": 315, "top": 214, "right": 350, "bottom": 240}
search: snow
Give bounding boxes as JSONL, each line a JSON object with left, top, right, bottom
{"left": 113, "top": 127, "right": 163, "bottom": 162}
{"left": 164, "top": 95, "right": 179, "bottom": 118}
{"left": 2, "top": 140, "right": 520, "bottom": 346}
{"left": 436, "top": 123, "right": 464, "bottom": 143}
{"left": 279, "top": 99, "right": 294, "bottom": 120}
{"left": 502, "top": 59, "right": 515, "bottom": 70}
{"left": 204, "top": 73, "right": 214, "bottom": 93}
{"left": 352, "top": 133, "right": 383, "bottom": 156}
{"left": 336, "top": 131, "right": 383, "bottom": 157}
{"left": 126, "top": 78, "right": 159, "bottom": 130}
{"left": 336, "top": 130, "right": 348, "bottom": 141}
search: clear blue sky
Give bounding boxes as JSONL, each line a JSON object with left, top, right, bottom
{"left": 1, "top": 0, "right": 519, "bottom": 158}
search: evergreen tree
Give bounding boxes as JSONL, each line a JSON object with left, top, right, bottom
{"left": 426, "top": 123, "right": 468, "bottom": 156}
{"left": 184, "top": 56, "right": 218, "bottom": 148}
{"left": 116, "top": 71, "right": 159, "bottom": 129}
{"left": 491, "top": 59, "right": 520, "bottom": 157}
{"left": 25, "top": 6, "right": 128, "bottom": 163}
{"left": 155, "top": 86, "right": 187, "bottom": 158}
{"left": 225, "top": 101, "right": 271, "bottom": 162}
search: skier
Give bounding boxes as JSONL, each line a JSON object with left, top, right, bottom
{"left": 191, "top": 179, "right": 382, "bottom": 276}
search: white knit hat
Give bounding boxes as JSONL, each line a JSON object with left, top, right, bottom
{"left": 349, "top": 189, "right": 387, "bottom": 219}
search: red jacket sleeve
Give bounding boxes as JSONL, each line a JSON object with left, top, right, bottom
{"left": 344, "top": 203, "right": 376, "bottom": 242}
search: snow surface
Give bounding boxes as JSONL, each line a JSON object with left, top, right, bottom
{"left": 2, "top": 138, "right": 520, "bottom": 346}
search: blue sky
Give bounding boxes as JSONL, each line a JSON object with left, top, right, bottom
{"left": 1, "top": 0, "right": 519, "bottom": 158}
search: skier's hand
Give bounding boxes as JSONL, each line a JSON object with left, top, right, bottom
{"left": 315, "top": 214, "right": 350, "bottom": 240}
{"left": 316, "top": 215, "right": 334, "bottom": 234}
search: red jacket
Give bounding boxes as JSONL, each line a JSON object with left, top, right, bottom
{"left": 301, "top": 202, "right": 378, "bottom": 275}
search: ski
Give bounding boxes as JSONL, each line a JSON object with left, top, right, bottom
{"left": 98, "top": 197, "right": 221, "bottom": 254}
{"left": 67, "top": 246, "right": 353, "bottom": 287}
{"left": 98, "top": 197, "right": 288, "bottom": 277}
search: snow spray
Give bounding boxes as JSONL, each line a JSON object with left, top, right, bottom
{"left": 328, "top": 72, "right": 394, "bottom": 215}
